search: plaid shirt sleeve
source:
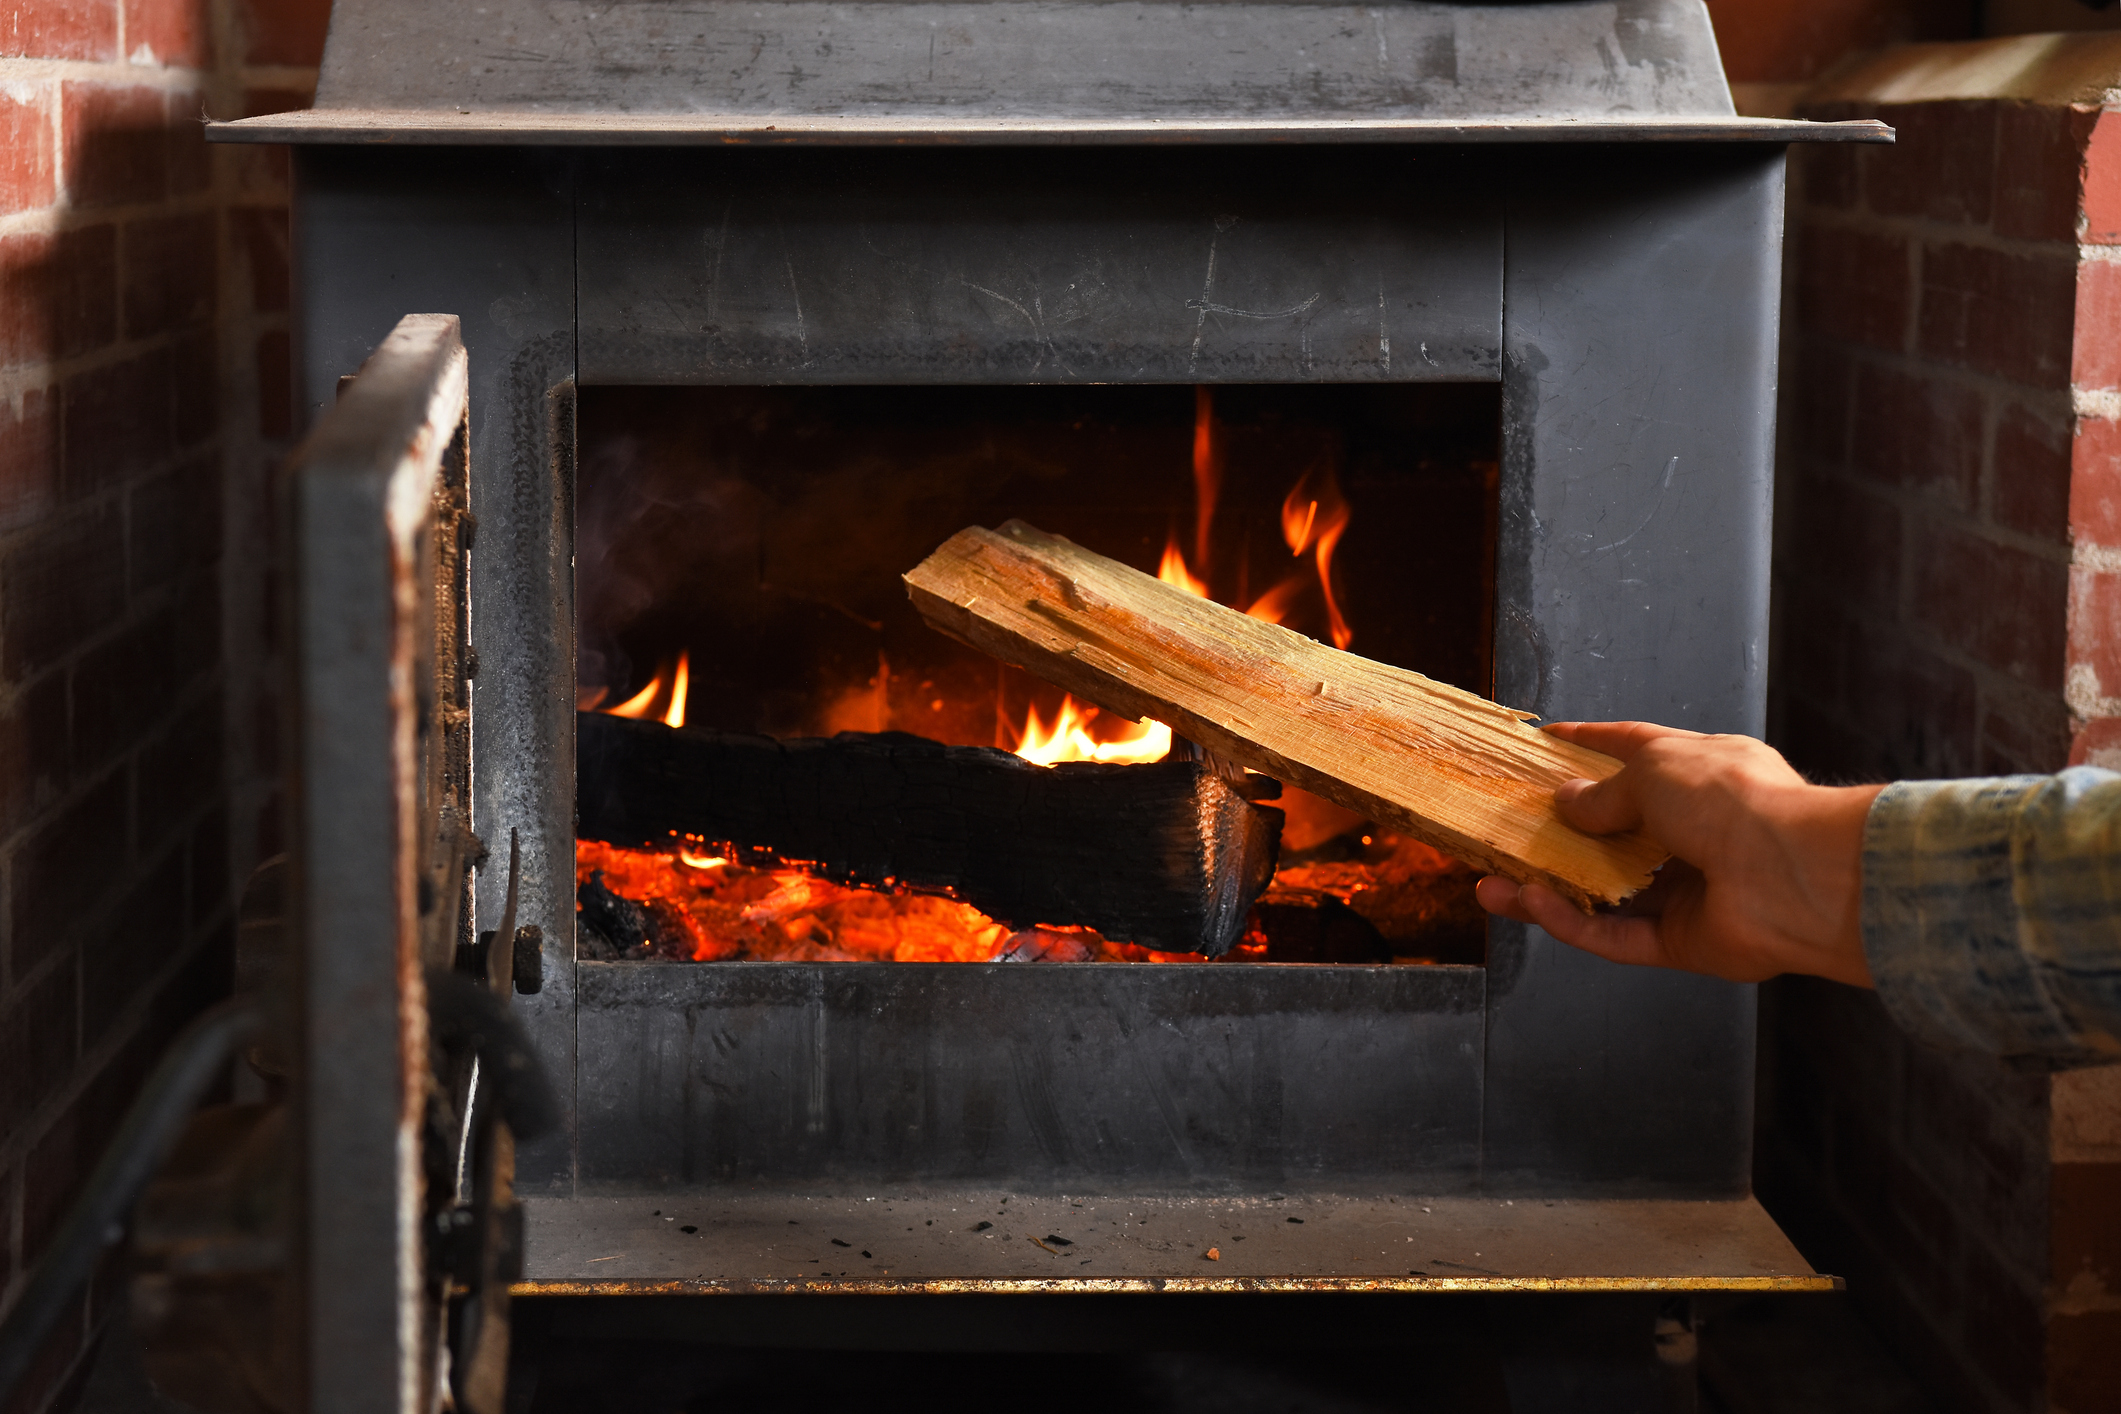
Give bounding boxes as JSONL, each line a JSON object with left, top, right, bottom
{"left": 1863, "top": 767, "right": 2121, "bottom": 1062}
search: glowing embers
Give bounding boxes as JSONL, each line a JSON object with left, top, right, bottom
{"left": 575, "top": 839, "right": 1234, "bottom": 964}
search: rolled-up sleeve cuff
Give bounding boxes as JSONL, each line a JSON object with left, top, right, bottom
{"left": 1863, "top": 771, "right": 2121, "bottom": 1061}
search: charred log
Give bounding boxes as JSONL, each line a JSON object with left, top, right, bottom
{"left": 576, "top": 711, "right": 1282, "bottom": 956}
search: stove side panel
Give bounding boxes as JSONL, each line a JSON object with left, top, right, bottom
{"left": 293, "top": 147, "right": 583, "bottom": 1191}
{"left": 1487, "top": 146, "right": 1783, "bottom": 1196}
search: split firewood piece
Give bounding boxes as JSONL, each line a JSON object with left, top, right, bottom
{"left": 576, "top": 711, "right": 1283, "bottom": 956}
{"left": 903, "top": 520, "right": 1667, "bottom": 909}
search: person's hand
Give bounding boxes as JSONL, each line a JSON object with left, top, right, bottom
{"left": 1474, "top": 723, "right": 1883, "bottom": 987}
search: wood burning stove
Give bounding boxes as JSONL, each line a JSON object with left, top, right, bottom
{"left": 210, "top": 2, "right": 1891, "bottom": 1405}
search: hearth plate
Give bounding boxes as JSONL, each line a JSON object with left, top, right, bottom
{"left": 516, "top": 1190, "right": 1833, "bottom": 1294}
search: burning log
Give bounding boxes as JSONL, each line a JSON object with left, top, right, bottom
{"left": 903, "top": 520, "right": 1668, "bottom": 909}
{"left": 576, "top": 711, "right": 1283, "bottom": 956}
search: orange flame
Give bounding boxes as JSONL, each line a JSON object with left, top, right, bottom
{"left": 606, "top": 677, "right": 660, "bottom": 719}
{"left": 1158, "top": 531, "right": 1209, "bottom": 599}
{"left": 1191, "top": 386, "right": 1221, "bottom": 572}
{"left": 663, "top": 651, "right": 689, "bottom": 729}
{"left": 600, "top": 651, "right": 692, "bottom": 726}
{"left": 1013, "top": 694, "right": 1171, "bottom": 766}
{"left": 1280, "top": 467, "right": 1353, "bottom": 650}
{"left": 1242, "top": 576, "right": 1307, "bottom": 626}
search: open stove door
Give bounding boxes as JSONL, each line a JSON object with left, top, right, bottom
{"left": 286, "top": 313, "right": 528, "bottom": 1414}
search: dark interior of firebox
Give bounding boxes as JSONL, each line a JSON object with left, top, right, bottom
{"left": 574, "top": 383, "right": 1501, "bottom": 967}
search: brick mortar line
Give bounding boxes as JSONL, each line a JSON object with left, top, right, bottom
{"left": 1791, "top": 335, "right": 2078, "bottom": 415}
{"left": 0, "top": 926, "right": 76, "bottom": 1013}
{"left": 0, "top": 889, "right": 233, "bottom": 1295}
{"left": 1786, "top": 461, "right": 2077, "bottom": 567}
{"left": 0, "top": 451, "right": 222, "bottom": 571}
{"left": 1796, "top": 207, "right": 2080, "bottom": 264}
{"left": 1768, "top": 578, "right": 2071, "bottom": 696}
{"left": 0, "top": 58, "right": 311, "bottom": 94}
{"left": 0, "top": 661, "right": 227, "bottom": 865}
{"left": 0, "top": 190, "right": 230, "bottom": 240}
{"left": 0, "top": 324, "right": 234, "bottom": 400}
{"left": 0, "top": 57, "right": 214, "bottom": 90}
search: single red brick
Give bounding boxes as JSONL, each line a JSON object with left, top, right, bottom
{"left": 2069, "top": 563, "right": 2121, "bottom": 704}
{"left": 0, "top": 951, "right": 77, "bottom": 1142}
{"left": 2070, "top": 417, "right": 2121, "bottom": 548}
{"left": 1781, "top": 473, "right": 1902, "bottom": 615}
{"left": 1993, "top": 100, "right": 2088, "bottom": 244}
{"left": 137, "top": 692, "right": 223, "bottom": 859}
{"left": 0, "top": 386, "right": 60, "bottom": 535}
{"left": 121, "top": 210, "right": 215, "bottom": 339}
{"left": 122, "top": 0, "right": 210, "bottom": 68}
{"left": 61, "top": 83, "right": 167, "bottom": 209}
{"left": 230, "top": 205, "right": 290, "bottom": 313}
{"left": 171, "top": 329, "right": 217, "bottom": 449}
{"left": 1918, "top": 242, "right": 2077, "bottom": 388}
{"left": 0, "top": 0, "right": 117, "bottom": 61}
{"left": 73, "top": 609, "right": 183, "bottom": 773}
{"left": 0, "top": 231, "right": 50, "bottom": 366}
{"left": 6, "top": 770, "right": 127, "bottom": 977}
{"left": 2069, "top": 714, "right": 2121, "bottom": 767}
{"left": 1798, "top": 224, "right": 1913, "bottom": 354}
{"left": 1912, "top": 524, "right": 2069, "bottom": 689}
{"left": 0, "top": 669, "right": 69, "bottom": 839}
{"left": 257, "top": 329, "right": 291, "bottom": 439}
{"left": 0, "top": 501, "right": 124, "bottom": 685}
{"left": 1990, "top": 400, "right": 2072, "bottom": 541}
{"left": 1849, "top": 363, "right": 1982, "bottom": 511}
{"left": 1, "top": 224, "right": 125, "bottom": 364}
{"left": 128, "top": 454, "right": 220, "bottom": 599}
{"left": 54, "top": 223, "right": 119, "bottom": 359}
{"left": 2082, "top": 108, "right": 2121, "bottom": 244}
{"left": 238, "top": 0, "right": 332, "bottom": 66}
{"left": 0, "top": 84, "right": 55, "bottom": 218}
{"left": 1864, "top": 102, "right": 1996, "bottom": 227}
{"left": 2073, "top": 257, "right": 2121, "bottom": 391}
{"left": 62, "top": 347, "right": 176, "bottom": 498}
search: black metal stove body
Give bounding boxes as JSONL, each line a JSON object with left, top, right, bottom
{"left": 211, "top": 4, "right": 1887, "bottom": 1378}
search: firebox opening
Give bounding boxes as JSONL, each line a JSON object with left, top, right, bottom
{"left": 574, "top": 383, "right": 1501, "bottom": 968}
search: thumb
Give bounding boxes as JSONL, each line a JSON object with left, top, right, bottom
{"left": 1555, "top": 772, "right": 1643, "bottom": 836}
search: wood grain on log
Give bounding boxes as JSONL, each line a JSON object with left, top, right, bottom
{"left": 903, "top": 520, "right": 1665, "bottom": 908}
{"left": 576, "top": 711, "right": 1283, "bottom": 956}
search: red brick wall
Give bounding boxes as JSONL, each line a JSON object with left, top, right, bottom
{"left": 1763, "top": 42, "right": 2121, "bottom": 1414}
{"left": 0, "top": 0, "right": 323, "bottom": 1408}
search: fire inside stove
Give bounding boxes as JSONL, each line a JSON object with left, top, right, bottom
{"left": 574, "top": 384, "right": 1499, "bottom": 966}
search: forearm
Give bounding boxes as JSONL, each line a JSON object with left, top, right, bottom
{"left": 1864, "top": 768, "right": 2121, "bottom": 1061}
